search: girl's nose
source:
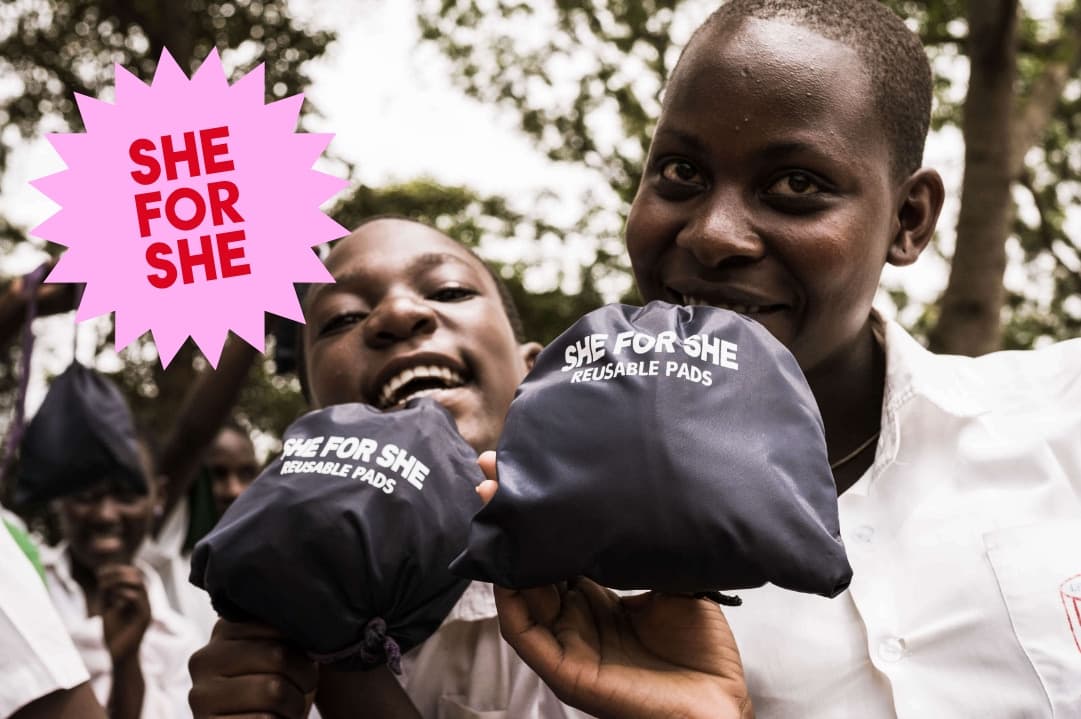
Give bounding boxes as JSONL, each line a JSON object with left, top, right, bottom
{"left": 362, "top": 295, "right": 437, "bottom": 348}
{"left": 223, "top": 475, "right": 247, "bottom": 501}
{"left": 90, "top": 496, "right": 121, "bottom": 523}
{"left": 676, "top": 190, "right": 765, "bottom": 268}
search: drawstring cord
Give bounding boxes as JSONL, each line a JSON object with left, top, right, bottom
{"left": 0, "top": 263, "right": 50, "bottom": 490}
{"left": 307, "top": 617, "right": 403, "bottom": 675}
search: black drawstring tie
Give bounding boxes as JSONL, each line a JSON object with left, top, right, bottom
{"left": 694, "top": 590, "right": 743, "bottom": 606}
{"left": 308, "top": 617, "right": 402, "bottom": 674}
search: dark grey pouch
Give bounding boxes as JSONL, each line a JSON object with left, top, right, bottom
{"left": 191, "top": 399, "right": 484, "bottom": 671}
{"left": 452, "top": 301, "right": 852, "bottom": 598}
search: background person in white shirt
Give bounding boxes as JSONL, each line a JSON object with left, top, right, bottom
{"left": 204, "top": 420, "right": 259, "bottom": 518}
{"left": 140, "top": 417, "right": 260, "bottom": 645}
{"left": 138, "top": 337, "right": 261, "bottom": 645}
{"left": 44, "top": 438, "right": 201, "bottom": 719}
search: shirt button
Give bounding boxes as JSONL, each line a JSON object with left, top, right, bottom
{"left": 852, "top": 525, "right": 875, "bottom": 543}
{"left": 878, "top": 637, "right": 906, "bottom": 662}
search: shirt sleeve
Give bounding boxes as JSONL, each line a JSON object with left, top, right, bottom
{"left": 138, "top": 675, "right": 189, "bottom": 719}
{"left": 135, "top": 562, "right": 202, "bottom": 719}
{"left": 0, "top": 523, "right": 89, "bottom": 715}
{"left": 137, "top": 628, "right": 198, "bottom": 719}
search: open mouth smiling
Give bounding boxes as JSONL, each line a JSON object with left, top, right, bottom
{"left": 670, "top": 287, "right": 790, "bottom": 316}
{"left": 374, "top": 361, "right": 469, "bottom": 410}
{"left": 88, "top": 530, "right": 124, "bottom": 551}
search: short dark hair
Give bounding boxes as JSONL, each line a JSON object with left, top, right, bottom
{"left": 295, "top": 217, "right": 527, "bottom": 402}
{"left": 217, "top": 417, "right": 255, "bottom": 448}
{"left": 686, "top": 0, "right": 932, "bottom": 179}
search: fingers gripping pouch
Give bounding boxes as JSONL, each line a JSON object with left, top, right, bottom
{"left": 451, "top": 302, "right": 853, "bottom": 598}
{"left": 190, "top": 399, "right": 484, "bottom": 672}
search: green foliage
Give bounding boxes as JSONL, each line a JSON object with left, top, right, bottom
{"left": 1003, "top": 1, "right": 1081, "bottom": 346}
{"left": 0, "top": 0, "right": 333, "bottom": 255}
{"left": 0, "top": 0, "right": 332, "bottom": 161}
{"left": 417, "top": 0, "right": 694, "bottom": 207}
{"left": 413, "top": 0, "right": 711, "bottom": 343}
{"left": 233, "top": 348, "right": 307, "bottom": 440}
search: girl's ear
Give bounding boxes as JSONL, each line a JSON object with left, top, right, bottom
{"left": 888, "top": 167, "right": 945, "bottom": 266}
{"left": 520, "top": 342, "right": 543, "bottom": 371}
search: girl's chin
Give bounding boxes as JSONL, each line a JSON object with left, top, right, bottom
{"left": 382, "top": 385, "right": 498, "bottom": 454}
{"left": 449, "top": 415, "right": 501, "bottom": 456}
{"left": 80, "top": 548, "right": 132, "bottom": 569}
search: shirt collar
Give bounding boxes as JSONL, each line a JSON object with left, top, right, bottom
{"left": 862, "top": 310, "right": 988, "bottom": 483}
{"left": 39, "top": 542, "right": 82, "bottom": 598}
{"left": 878, "top": 312, "right": 989, "bottom": 420}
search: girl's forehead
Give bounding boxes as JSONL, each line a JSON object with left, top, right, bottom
{"left": 325, "top": 230, "right": 476, "bottom": 286}
{"left": 660, "top": 20, "right": 881, "bottom": 167}
{"left": 211, "top": 427, "right": 255, "bottom": 453}
{"left": 672, "top": 18, "right": 867, "bottom": 105}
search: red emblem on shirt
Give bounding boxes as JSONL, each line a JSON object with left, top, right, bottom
{"left": 1061, "top": 574, "right": 1081, "bottom": 654}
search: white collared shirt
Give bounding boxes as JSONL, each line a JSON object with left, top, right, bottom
{"left": 139, "top": 498, "right": 220, "bottom": 643}
{"left": 726, "top": 318, "right": 1081, "bottom": 718}
{"left": 0, "top": 523, "right": 89, "bottom": 716}
{"left": 399, "top": 581, "right": 595, "bottom": 718}
{"left": 40, "top": 544, "right": 202, "bottom": 719}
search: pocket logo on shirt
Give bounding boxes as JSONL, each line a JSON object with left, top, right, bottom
{"left": 1060, "top": 574, "right": 1081, "bottom": 654}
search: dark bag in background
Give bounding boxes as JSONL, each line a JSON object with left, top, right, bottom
{"left": 190, "top": 399, "right": 484, "bottom": 672}
{"left": 17, "top": 361, "right": 146, "bottom": 505}
{"left": 452, "top": 301, "right": 852, "bottom": 598}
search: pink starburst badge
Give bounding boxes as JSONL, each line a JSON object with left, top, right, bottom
{"left": 31, "top": 49, "right": 346, "bottom": 367}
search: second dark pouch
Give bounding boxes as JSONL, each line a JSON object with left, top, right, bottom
{"left": 451, "top": 301, "right": 852, "bottom": 598}
{"left": 190, "top": 399, "right": 484, "bottom": 671}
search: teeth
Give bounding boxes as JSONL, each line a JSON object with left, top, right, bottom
{"left": 396, "top": 387, "right": 440, "bottom": 406}
{"left": 682, "top": 295, "right": 764, "bottom": 315}
{"left": 377, "top": 364, "right": 465, "bottom": 408}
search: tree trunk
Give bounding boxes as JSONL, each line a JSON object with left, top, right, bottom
{"left": 1008, "top": 8, "right": 1081, "bottom": 178}
{"left": 928, "top": 0, "right": 1018, "bottom": 356}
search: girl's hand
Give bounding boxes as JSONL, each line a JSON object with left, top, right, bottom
{"left": 477, "top": 451, "right": 753, "bottom": 719}
{"left": 188, "top": 620, "right": 318, "bottom": 719}
{"left": 98, "top": 565, "right": 151, "bottom": 663}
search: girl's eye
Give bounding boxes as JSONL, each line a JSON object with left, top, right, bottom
{"left": 765, "top": 172, "right": 821, "bottom": 196}
{"left": 318, "top": 312, "right": 367, "bottom": 336}
{"left": 660, "top": 159, "right": 705, "bottom": 186}
{"left": 430, "top": 286, "right": 477, "bottom": 302}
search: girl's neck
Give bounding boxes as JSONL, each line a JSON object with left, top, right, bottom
{"left": 805, "top": 319, "right": 886, "bottom": 495}
{"left": 68, "top": 550, "right": 103, "bottom": 616}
